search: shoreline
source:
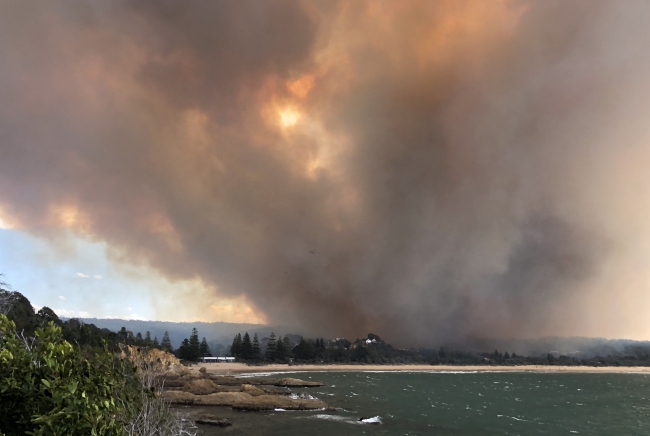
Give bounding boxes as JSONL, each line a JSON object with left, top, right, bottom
{"left": 201, "top": 362, "right": 650, "bottom": 375}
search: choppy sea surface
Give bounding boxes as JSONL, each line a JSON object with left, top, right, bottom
{"left": 180, "top": 371, "right": 650, "bottom": 435}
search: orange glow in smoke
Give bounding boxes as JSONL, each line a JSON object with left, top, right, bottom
{"left": 287, "top": 74, "right": 315, "bottom": 98}
{"left": 279, "top": 107, "right": 301, "bottom": 127}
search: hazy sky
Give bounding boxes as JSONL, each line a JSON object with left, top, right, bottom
{"left": 2, "top": 1, "right": 650, "bottom": 345}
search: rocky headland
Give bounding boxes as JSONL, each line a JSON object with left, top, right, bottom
{"left": 159, "top": 366, "right": 327, "bottom": 411}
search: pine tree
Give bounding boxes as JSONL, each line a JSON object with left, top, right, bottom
{"left": 265, "top": 332, "right": 277, "bottom": 361}
{"left": 294, "top": 338, "right": 312, "bottom": 360}
{"left": 438, "top": 346, "right": 446, "bottom": 358}
{"left": 200, "top": 337, "right": 210, "bottom": 357}
{"left": 136, "top": 332, "right": 143, "bottom": 343}
{"left": 230, "top": 333, "right": 242, "bottom": 357}
{"left": 118, "top": 327, "right": 128, "bottom": 342}
{"left": 177, "top": 338, "right": 191, "bottom": 360}
{"left": 275, "top": 336, "right": 285, "bottom": 361}
{"left": 145, "top": 331, "right": 152, "bottom": 346}
{"left": 252, "top": 333, "right": 261, "bottom": 360}
{"left": 282, "top": 335, "right": 292, "bottom": 357}
{"left": 189, "top": 328, "right": 200, "bottom": 361}
{"left": 241, "top": 332, "right": 253, "bottom": 360}
{"left": 161, "top": 331, "right": 172, "bottom": 352}
{"left": 153, "top": 336, "right": 159, "bottom": 347}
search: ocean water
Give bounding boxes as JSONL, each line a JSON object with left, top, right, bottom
{"left": 180, "top": 371, "right": 650, "bottom": 435}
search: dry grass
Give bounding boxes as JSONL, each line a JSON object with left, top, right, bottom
{"left": 122, "top": 360, "right": 198, "bottom": 436}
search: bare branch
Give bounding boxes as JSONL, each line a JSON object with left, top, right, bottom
{"left": 0, "top": 291, "right": 16, "bottom": 316}
{"left": 18, "top": 329, "right": 37, "bottom": 351}
{"left": 122, "top": 360, "right": 198, "bottom": 436}
{"left": 0, "top": 273, "right": 15, "bottom": 316}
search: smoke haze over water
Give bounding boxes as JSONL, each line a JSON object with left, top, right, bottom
{"left": 2, "top": 0, "right": 650, "bottom": 345}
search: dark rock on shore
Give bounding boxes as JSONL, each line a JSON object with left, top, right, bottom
{"left": 195, "top": 414, "right": 231, "bottom": 427}
{"left": 275, "top": 377, "right": 325, "bottom": 387}
{"left": 208, "top": 375, "right": 242, "bottom": 386}
{"left": 258, "top": 385, "right": 291, "bottom": 395}
{"left": 243, "top": 377, "right": 324, "bottom": 387}
{"left": 162, "top": 379, "right": 185, "bottom": 388}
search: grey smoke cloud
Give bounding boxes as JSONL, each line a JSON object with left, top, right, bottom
{"left": 1, "top": 0, "right": 650, "bottom": 345}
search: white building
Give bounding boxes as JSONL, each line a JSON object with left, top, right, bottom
{"left": 200, "top": 356, "right": 235, "bottom": 363}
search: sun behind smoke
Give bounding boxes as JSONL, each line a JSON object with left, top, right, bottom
{"left": 279, "top": 108, "right": 300, "bottom": 127}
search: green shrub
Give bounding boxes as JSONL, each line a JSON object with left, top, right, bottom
{"left": 0, "top": 314, "right": 140, "bottom": 435}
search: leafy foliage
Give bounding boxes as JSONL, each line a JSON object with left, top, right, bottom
{"left": 0, "top": 314, "right": 138, "bottom": 435}
{"left": 0, "top": 285, "right": 195, "bottom": 436}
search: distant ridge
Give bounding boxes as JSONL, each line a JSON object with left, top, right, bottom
{"left": 73, "top": 318, "right": 650, "bottom": 359}
{"left": 77, "top": 318, "right": 299, "bottom": 351}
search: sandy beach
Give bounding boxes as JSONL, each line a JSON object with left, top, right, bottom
{"left": 201, "top": 362, "right": 650, "bottom": 376}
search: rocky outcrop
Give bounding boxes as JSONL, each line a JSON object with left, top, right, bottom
{"left": 240, "top": 384, "right": 266, "bottom": 396}
{"left": 178, "top": 379, "right": 242, "bottom": 394}
{"left": 182, "top": 379, "right": 220, "bottom": 395}
{"left": 195, "top": 414, "right": 231, "bottom": 427}
{"left": 258, "top": 385, "right": 291, "bottom": 395}
{"left": 274, "top": 377, "right": 324, "bottom": 387}
{"left": 161, "top": 379, "right": 185, "bottom": 388}
{"left": 118, "top": 345, "right": 185, "bottom": 374}
{"left": 207, "top": 375, "right": 242, "bottom": 386}
{"left": 160, "top": 370, "right": 326, "bottom": 411}
{"left": 162, "top": 390, "right": 327, "bottom": 411}
{"left": 236, "top": 377, "right": 324, "bottom": 387}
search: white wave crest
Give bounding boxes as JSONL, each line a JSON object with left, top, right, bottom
{"left": 359, "top": 416, "right": 382, "bottom": 424}
{"left": 310, "top": 414, "right": 382, "bottom": 425}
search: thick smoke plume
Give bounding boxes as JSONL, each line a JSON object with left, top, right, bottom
{"left": 2, "top": 1, "right": 650, "bottom": 345}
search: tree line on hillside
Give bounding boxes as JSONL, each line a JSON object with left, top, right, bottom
{"left": 1, "top": 290, "right": 131, "bottom": 351}
{"left": 116, "top": 327, "right": 176, "bottom": 352}
{"left": 436, "top": 348, "right": 650, "bottom": 367}
{"left": 229, "top": 332, "right": 428, "bottom": 363}
{"left": 230, "top": 332, "right": 294, "bottom": 361}
{"left": 229, "top": 332, "right": 650, "bottom": 367}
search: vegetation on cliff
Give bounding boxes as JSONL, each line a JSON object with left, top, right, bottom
{"left": 0, "top": 284, "right": 196, "bottom": 435}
